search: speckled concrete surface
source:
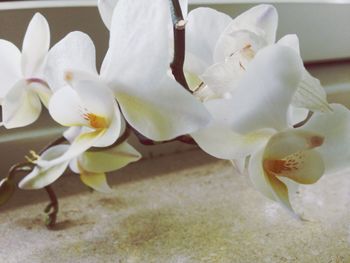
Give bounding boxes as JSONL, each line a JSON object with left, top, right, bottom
{"left": 0, "top": 149, "right": 349, "bottom": 263}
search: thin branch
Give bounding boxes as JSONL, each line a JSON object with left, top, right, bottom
{"left": 293, "top": 111, "right": 314, "bottom": 128}
{"left": 168, "top": 0, "right": 190, "bottom": 92}
{"left": 133, "top": 128, "right": 197, "bottom": 146}
{"left": 44, "top": 185, "right": 59, "bottom": 229}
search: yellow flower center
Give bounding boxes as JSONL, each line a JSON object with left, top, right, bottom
{"left": 84, "top": 113, "right": 108, "bottom": 129}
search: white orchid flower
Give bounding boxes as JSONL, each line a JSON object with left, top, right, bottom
{"left": 19, "top": 140, "right": 141, "bottom": 191}
{"left": 185, "top": 5, "right": 330, "bottom": 114}
{"left": 45, "top": 0, "right": 209, "bottom": 141}
{"left": 195, "top": 45, "right": 350, "bottom": 211}
{"left": 37, "top": 79, "right": 122, "bottom": 168}
{"left": 19, "top": 145, "right": 70, "bottom": 189}
{"left": 0, "top": 13, "right": 52, "bottom": 128}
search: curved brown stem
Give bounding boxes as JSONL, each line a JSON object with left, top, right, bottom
{"left": 168, "top": 0, "right": 190, "bottom": 92}
{"left": 44, "top": 185, "right": 59, "bottom": 229}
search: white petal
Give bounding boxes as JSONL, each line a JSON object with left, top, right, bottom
{"left": 19, "top": 145, "right": 70, "bottom": 189}
{"left": 201, "top": 57, "right": 243, "bottom": 96}
{"left": 45, "top": 31, "right": 98, "bottom": 91}
{"left": 79, "top": 141, "right": 141, "bottom": 173}
{"left": 192, "top": 99, "right": 273, "bottom": 159}
{"left": 222, "top": 5, "right": 277, "bottom": 44}
{"left": 0, "top": 40, "right": 21, "bottom": 99}
{"left": 80, "top": 170, "right": 112, "bottom": 193}
{"left": 227, "top": 45, "right": 303, "bottom": 134}
{"left": 293, "top": 70, "right": 332, "bottom": 113}
{"left": 270, "top": 150, "right": 325, "bottom": 184}
{"left": 21, "top": 13, "right": 50, "bottom": 77}
{"left": 213, "top": 29, "right": 267, "bottom": 63}
{"left": 179, "top": 0, "right": 188, "bottom": 17}
{"left": 37, "top": 129, "right": 105, "bottom": 168}
{"left": 101, "top": 0, "right": 170, "bottom": 90}
{"left": 192, "top": 123, "right": 272, "bottom": 160}
{"left": 63, "top": 127, "right": 82, "bottom": 143}
{"left": 116, "top": 76, "right": 210, "bottom": 141}
{"left": 91, "top": 104, "right": 122, "bottom": 147}
{"left": 249, "top": 147, "right": 293, "bottom": 211}
{"left": 231, "top": 157, "right": 247, "bottom": 174}
{"left": 299, "top": 103, "right": 350, "bottom": 174}
{"left": 263, "top": 130, "right": 325, "bottom": 184}
{"left": 277, "top": 37, "right": 331, "bottom": 113}
{"left": 185, "top": 8, "right": 231, "bottom": 76}
{"left": 69, "top": 158, "right": 79, "bottom": 174}
{"left": 263, "top": 129, "right": 324, "bottom": 160}
{"left": 30, "top": 81, "right": 52, "bottom": 108}
{"left": 2, "top": 80, "right": 41, "bottom": 128}
{"left": 97, "top": 0, "right": 118, "bottom": 30}
{"left": 277, "top": 34, "right": 300, "bottom": 54}
{"left": 48, "top": 86, "right": 88, "bottom": 127}
{"left": 73, "top": 80, "right": 116, "bottom": 121}
{"left": 248, "top": 147, "right": 276, "bottom": 200}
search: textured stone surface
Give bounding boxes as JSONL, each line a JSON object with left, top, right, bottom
{"left": 0, "top": 149, "right": 349, "bottom": 263}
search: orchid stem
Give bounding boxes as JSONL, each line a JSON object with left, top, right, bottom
{"left": 168, "top": 0, "right": 190, "bottom": 92}
{"left": 44, "top": 185, "right": 58, "bottom": 229}
{"left": 2, "top": 135, "right": 68, "bottom": 228}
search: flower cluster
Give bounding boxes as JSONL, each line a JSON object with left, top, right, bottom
{"left": 1, "top": 0, "right": 350, "bottom": 219}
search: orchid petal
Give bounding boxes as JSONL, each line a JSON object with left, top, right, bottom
{"left": 263, "top": 129, "right": 324, "bottom": 160}
{"left": 116, "top": 76, "right": 210, "bottom": 141}
{"left": 79, "top": 141, "right": 141, "bottom": 173}
{"left": 91, "top": 106, "right": 122, "bottom": 147}
{"left": 64, "top": 127, "right": 82, "bottom": 143}
{"left": 277, "top": 36, "right": 331, "bottom": 113}
{"left": 299, "top": 103, "right": 350, "bottom": 174}
{"left": 19, "top": 145, "right": 70, "bottom": 189}
{"left": 45, "top": 31, "right": 98, "bottom": 91}
{"left": 21, "top": 13, "right": 50, "bottom": 78}
{"left": 2, "top": 80, "right": 41, "bottom": 128}
{"left": 263, "top": 130, "right": 325, "bottom": 184}
{"left": 48, "top": 86, "right": 88, "bottom": 127}
{"left": 275, "top": 150, "right": 324, "bottom": 184}
{"left": 192, "top": 99, "right": 273, "bottom": 159}
{"left": 293, "top": 70, "right": 332, "bottom": 113}
{"left": 231, "top": 157, "right": 247, "bottom": 174}
{"left": 97, "top": 0, "right": 118, "bottom": 30}
{"left": 73, "top": 80, "right": 117, "bottom": 121}
{"left": 249, "top": 148, "right": 293, "bottom": 211}
{"left": 0, "top": 40, "right": 21, "bottom": 99}
{"left": 37, "top": 129, "right": 105, "bottom": 168}
{"left": 227, "top": 45, "right": 303, "bottom": 134}
{"left": 267, "top": 172, "right": 293, "bottom": 211}
{"left": 213, "top": 30, "right": 266, "bottom": 63}
{"left": 192, "top": 123, "right": 271, "bottom": 160}
{"left": 201, "top": 58, "right": 242, "bottom": 96}
{"left": 185, "top": 8, "right": 231, "bottom": 76}
{"left": 101, "top": 0, "right": 170, "bottom": 89}
{"left": 179, "top": 0, "right": 188, "bottom": 17}
{"left": 79, "top": 170, "right": 112, "bottom": 193}
{"left": 248, "top": 147, "right": 276, "bottom": 200}
{"left": 30, "top": 82, "right": 52, "bottom": 108}
{"left": 277, "top": 34, "right": 300, "bottom": 54}
{"left": 223, "top": 5, "right": 277, "bottom": 44}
